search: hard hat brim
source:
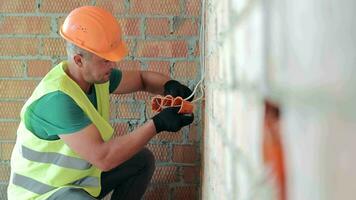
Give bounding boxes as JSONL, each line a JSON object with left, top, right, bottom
{"left": 97, "top": 39, "right": 128, "bottom": 62}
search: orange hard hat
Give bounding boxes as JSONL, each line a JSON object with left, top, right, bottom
{"left": 60, "top": 6, "right": 128, "bottom": 62}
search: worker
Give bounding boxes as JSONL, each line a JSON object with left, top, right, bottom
{"left": 7, "top": 6, "right": 194, "bottom": 200}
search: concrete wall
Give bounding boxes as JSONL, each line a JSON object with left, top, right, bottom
{"left": 0, "top": 1, "right": 202, "bottom": 199}
{"left": 203, "top": 0, "right": 356, "bottom": 199}
{"left": 203, "top": 0, "right": 273, "bottom": 199}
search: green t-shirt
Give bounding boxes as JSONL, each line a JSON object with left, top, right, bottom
{"left": 24, "top": 68, "right": 122, "bottom": 140}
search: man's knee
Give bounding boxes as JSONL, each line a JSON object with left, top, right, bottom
{"left": 141, "top": 148, "right": 156, "bottom": 175}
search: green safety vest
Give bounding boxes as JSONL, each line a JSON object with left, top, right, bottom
{"left": 7, "top": 61, "right": 114, "bottom": 200}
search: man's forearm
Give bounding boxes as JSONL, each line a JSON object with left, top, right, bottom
{"left": 101, "top": 120, "right": 157, "bottom": 171}
{"left": 140, "top": 71, "right": 170, "bottom": 95}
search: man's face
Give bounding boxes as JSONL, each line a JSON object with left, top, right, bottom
{"left": 81, "top": 53, "right": 115, "bottom": 84}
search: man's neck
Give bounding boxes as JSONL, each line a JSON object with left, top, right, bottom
{"left": 65, "top": 61, "right": 92, "bottom": 93}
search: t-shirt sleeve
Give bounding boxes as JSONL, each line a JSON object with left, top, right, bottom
{"left": 109, "top": 68, "right": 122, "bottom": 93}
{"left": 24, "top": 91, "right": 92, "bottom": 138}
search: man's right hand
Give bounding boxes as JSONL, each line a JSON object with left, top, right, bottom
{"left": 152, "top": 107, "right": 194, "bottom": 133}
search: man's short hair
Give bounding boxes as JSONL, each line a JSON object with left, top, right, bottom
{"left": 66, "top": 41, "right": 93, "bottom": 60}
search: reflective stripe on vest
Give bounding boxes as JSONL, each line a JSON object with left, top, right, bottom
{"left": 71, "top": 176, "right": 100, "bottom": 187}
{"left": 13, "top": 173, "right": 99, "bottom": 195}
{"left": 22, "top": 145, "right": 92, "bottom": 170}
{"left": 13, "top": 173, "right": 55, "bottom": 194}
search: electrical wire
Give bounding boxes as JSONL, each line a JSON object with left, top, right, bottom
{"left": 183, "top": 0, "right": 206, "bottom": 103}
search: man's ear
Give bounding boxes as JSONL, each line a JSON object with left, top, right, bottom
{"left": 73, "top": 54, "right": 83, "bottom": 67}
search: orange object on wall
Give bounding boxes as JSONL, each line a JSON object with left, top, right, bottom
{"left": 151, "top": 95, "right": 194, "bottom": 114}
{"left": 263, "top": 101, "right": 286, "bottom": 200}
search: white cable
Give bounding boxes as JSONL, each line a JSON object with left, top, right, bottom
{"left": 184, "top": 0, "right": 206, "bottom": 103}
{"left": 184, "top": 78, "right": 203, "bottom": 101}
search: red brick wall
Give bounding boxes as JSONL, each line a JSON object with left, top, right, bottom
{"left": 0, "top": 0, "right": 202, "bottom": 199}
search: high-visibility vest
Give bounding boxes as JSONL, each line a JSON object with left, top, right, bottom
{"left": 7, "top": 61, "right": 114, "bottom": 200}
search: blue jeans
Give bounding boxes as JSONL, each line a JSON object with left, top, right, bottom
{"left": 47, "top": 148, "right": 156, "bottom": 200}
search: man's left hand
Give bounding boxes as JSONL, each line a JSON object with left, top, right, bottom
{"left": 163, "top": 80, "right": 194, "bottom": 101}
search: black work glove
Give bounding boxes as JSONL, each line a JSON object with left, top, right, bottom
{"left": 152, "top": 107, "right": 194, "bottom": 133}
{"left": 164, "top": 80, "right": 194, "bottom": 101}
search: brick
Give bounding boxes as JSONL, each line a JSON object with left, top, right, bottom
{"left": 130, "top": 0, "right": 180, "bottom": 15}
{"left": 27, "top": 60, "right": 52, "bottom": 77}
{"left": 0, "top": 0, "right": 36, "bottom": 13}
{"left": 95, "top": 0, "right": 126, "bottom": 14}
{"left": 111, "top": 123, "right": 129, "bottom": 137}
{"left": 110, "top": 92, "right": 134, "bottom": 101}
{"left": 0, "top": 164, "right": 11, "bottom": 182}
{"left": 110, "top": 101, "right": 141, "bottom": 119}
{"left": 0, "top": 60, "right": 24, "bottom": 77}
{"left": 0, "top": 16, "right": 51, "bottom": 35}
{"left": 173, "top": 145, "right": 196, "bottom": 163}
{"left": 119, "top": 18, "right": 141, "bottom": 36}
{"left": 0, "top": 38, "right": 40, "bottom": 56}
{"left": 206, "top": 53, "right": 220, "bottom": 82}
{"left": 42, "top": 38, "right": 66, "bottom": 57}
{"left": 153, "top": 130, "right": 182, "bottom": 142}
{"left": 172, "top": 18, "right": 198, "bottom": 36}
{"left": 0, "top": 102, "right": 24, "bottom": 119}
{"left": 151, "top": 166, "right": 177, "bottom": 183}
{"left": 146, "top": 61, "right": 170, "bottom": 76}
{"left": 39, "top": 0, "right": 92, "bottom": 13}
{"left": 115, "top": 60, "right": 141, "bottom": 71}
{"left": 173, "top": 61, "right": 198, "bottom": 80}
{"left": 134, "top": 91, "right": 151, "bottom": 102}
{"left": 125, "top": 39, "right": 136, "bottom": 57}
{"left": 194, "top": 40, "right": 200, "bottom": 57}
{"left": 173, "top": 186, "right": 196, "bottom": 200}
{"left": 143, "top": 186, "right": 170, "bottom": 200}
{"left": 186, "top": 1, "right": 201, "bottom": 17}
{"left": 0, "top": 122, "right": 19, "bottom": 140}
{"left": 137, "top": 40, "right": 188, "bottom": 58}
{"left": 146, "top": 18, "right": 170, "bottom": 36}
{"left": 0, "top": 80, "right": 38, "bottom": 99}
{"left": 188, "top": 124, "right": 198, "bottom": 143}
{"left": 182, "top": 166, "right": 200, "bottom": 183}
{"left": 146, "top": 144, "right": 169, "bottom": 161}
{"left": 0, "top": 142, "right": 15, "bottom": 160}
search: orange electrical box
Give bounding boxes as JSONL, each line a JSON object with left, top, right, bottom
{"left": 151, "top": 95, "right": 194, "bottom": 114}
